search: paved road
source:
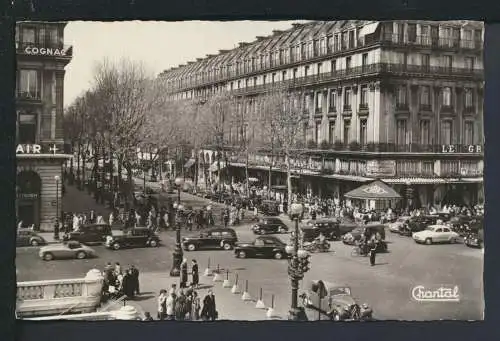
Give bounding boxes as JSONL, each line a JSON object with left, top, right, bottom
{"left": 17, "top": 180, "right": 484, "bottom": 321}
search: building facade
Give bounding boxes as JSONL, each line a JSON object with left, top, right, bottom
{"left": 16, "top": 21, "right": 73, "bottom": 230}
{"left": 160, "top": 20, "right": 484, "bottom": 208}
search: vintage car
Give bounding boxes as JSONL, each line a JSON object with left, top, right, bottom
{"left": 63, "top": 223, "right": 112, "bottom": 244}
{"left": 39, "top": 241, "right": 97, "bottom": 261}
{"left": 400, "top": 215, "right": 438, "bottom": 236}
{"left": 234, "top": 236, "right": 288, "bottom": 259}
{"left": 16, "top": 229, "right": 47, "bottom": 247}
{"left": 388, "top": 216, "right": 411, "bottom": 233}
{"left": 464, "top": 228, "right": 484, "bottom": 248}
{"left": 182, "top": 227, "right": 238, "bottom": 251}
{"left": 259, "top": 200, "right": 280, "bottom": 216}
{"left": 412, "top": 225, "right": 460, "bottom": 245}
{"left": 342, "top": 224, "right": 386, "bottom": 244}
{"left": 301, "top": 219, "right": 341, "bottom": 241}
{"left": 300, "top": 280, "right": 373, "bottom": 321}
{"left": 252, "top": 217, "right": 289, "bottom": 235}
{"left": 105, "top": 227, "right": 160, "bottom": 250}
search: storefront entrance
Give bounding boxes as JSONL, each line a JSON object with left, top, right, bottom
{"left": 16, "top": 170, "right": 41, "bottom": 228}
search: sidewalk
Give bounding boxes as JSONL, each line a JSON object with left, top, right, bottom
{"left": 123, "top": 270, "right": 284, "bottom": 321}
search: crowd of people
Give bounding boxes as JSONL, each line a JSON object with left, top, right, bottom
{"left": 101, "top": 262, "right": 140, "bottom": 301}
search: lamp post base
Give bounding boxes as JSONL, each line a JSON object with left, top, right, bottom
{"left": 288, "top": 307, "right": 308, "bottom": 321}
{"left": 169, "top": 247, "right": 183, "bottom": 277}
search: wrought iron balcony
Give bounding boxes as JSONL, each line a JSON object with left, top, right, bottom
{"left": 380, "top": 33, "right": 482, "bottom": 51}
{"left": 16, "top": 90, "right": 41, "bottom": 102}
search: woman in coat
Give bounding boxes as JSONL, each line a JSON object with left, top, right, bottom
{"left": 190, "top": 291, "right": 201, "bottom": 320}
{"left": 191, "top": 260, "right": 199, "bottom": 288}
{"left": 180, "top": 259, "right": 188, "bottom": 288}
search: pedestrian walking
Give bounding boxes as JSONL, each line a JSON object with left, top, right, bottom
{"left": 157, "top": 289, "right": 167, "bottom": 320}
{"left": 96, "top": 215, "right": 104, "bottom": 224}
{"left": 191, "top": 290, "right": 201, "bottom": 320}
{"left": 130, "top": 265, "right": 140, "bottom": 295}
{"left": 369, "top": 240, "right": 377, "bottom": 266}
{"left": 122, "top": 269, "right": 135, "bottom": 298}
{"left": 174, "top": 289, "right": 188, "bottom": 321}
{"left": 201, "top": 289, "right": 217, "bottom": 321}
{"left": 191, "top": 259, "right": 199, "bottom": 288}
{"left": 180, "top": 258, "right": 188, "bottom": 288}
{"left": 109, "top": 211, "right": 114, "bottom": 226}
{"left": 114, "top": 262, "right": 122, "bottom": 276}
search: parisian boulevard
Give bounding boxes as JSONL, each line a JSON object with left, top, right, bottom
{"left": 16, "top": 181, "right": 483, "bottom": 321}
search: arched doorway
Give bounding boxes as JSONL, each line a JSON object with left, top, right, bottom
{"left": 16, "top": 170, "right": 42, "bottom": 228}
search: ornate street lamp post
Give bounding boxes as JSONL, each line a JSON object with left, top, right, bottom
{"left": 285, "top": 203, "right": 310, "bottom": 321}
{"left": 54, "top": 175, "right": 60, "bottom": 221}
{"left": 170, "top": 177, "right": 185, "bottom": 277}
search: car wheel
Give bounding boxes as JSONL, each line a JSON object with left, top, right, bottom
{"left": 43, "top": 252, "right": 54, "bottom": 261}
{"left": 274, "top": 251, "right": 284, "bottom": 259}
{"left": 222, "top": 243, "right": 232, "bottom": 250}
{"left": 150, "top": 240, "right": 158, "bottom": 247}
{"left": 112, "top": 242, "right": 121, "bottom": 250}
{"left": 76, "top": 251, "right": 87, "bottom": 259}
{"left": 237, "top": 250, "right": 247, "bottom": 258}
{"left": 187, "top": 243, "right": 196, "bottom": 251}
{"left": 30, "top": 239, "right": 39, "bottom": 247}
{"left": 449, "top": 237, "right": 457, "bottom": 244}
{"left": 278, "top": 227, "right": 287, "bottom": 234}
{"left": 425, "top": 238, "right": 432, "bottom": 245}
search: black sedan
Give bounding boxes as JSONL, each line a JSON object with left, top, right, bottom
{"left": 234, "top": 236, "right": 288, "bottom": 259}
{"left": 251, "top": 217, "right": 289, "bottom": 235}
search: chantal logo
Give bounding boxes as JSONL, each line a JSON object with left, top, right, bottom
{"left": 411, "top": 285, "right": 460, "bottom": 302}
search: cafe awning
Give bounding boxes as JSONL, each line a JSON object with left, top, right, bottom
{"left": 184, "top": 159, "right": 196, "bottom": 169}
{"left": 344, "top": 180, "right": 402, "bottom": 200}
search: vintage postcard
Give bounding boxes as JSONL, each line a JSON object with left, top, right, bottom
{"left": 15, "top": 20, "right": 484, "bottom": 321}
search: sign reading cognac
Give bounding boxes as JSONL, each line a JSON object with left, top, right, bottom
{"left": 24, "top": 46, "right": 67, "bottom": 57}
{"left": 16, "top": 144, "right": 61, "bottom": 155}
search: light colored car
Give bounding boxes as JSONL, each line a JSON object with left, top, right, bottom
{"left": 388, "top": 216, "right": 410, "bottom": 233}
{"left": 412, "top": 225, "right": 460, "bottom": 245}
{"left": 39, "top": 241, "right": 97, "bottom": 261}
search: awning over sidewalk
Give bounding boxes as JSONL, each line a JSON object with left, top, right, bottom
{"left": 382, "top": 177, "right": 484, "bottom": 185}
{"left": 209, "top": 161, "right": 227, "bottom": 172}
{"left": 184, "top": 159, "right": 196, "bottom": 169}
{"left": 345, "top": 180, "right": 402, "bottom": 200}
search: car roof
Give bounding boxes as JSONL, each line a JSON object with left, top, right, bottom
{"left": 427, "top": 224, "right": 450, "bottom": 229}
{"left": 256, "top": 235, "right": 283, "bottom": 242}
{"left": 209, "top": 227, "right": 236, "bottom": 232}
{"left": 308, "top": 280, "right": 348, "bottom": 291}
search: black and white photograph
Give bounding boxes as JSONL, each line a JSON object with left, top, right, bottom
{"left": 14, "top": 20, "right": 484, "bottom": 321}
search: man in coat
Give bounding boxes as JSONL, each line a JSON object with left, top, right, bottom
{"left": 201, "top": 290, "right": 217, "bottom": 321}
{"left": 180, "top": 259, "right": 188, "bottom": 288}
{"left": 191, "top": 259, "right": 199, "bottom": 288}
{"left": 130, "top": 264, "right": 140, "bottom": 295}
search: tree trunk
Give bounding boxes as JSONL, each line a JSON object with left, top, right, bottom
{"left": 217, "top": 151, "right": 221, "bottom": 194}
{"left": 117, "top": 155, "right": 123, "bottom": 195}
{"left": 76, "top": 143, "right": 81, "bottom": 189}
{"left": 268, "top": 152, "right": 273, "bottom": 200}
{"left": 125, "top": 163, "right": 133, "bottom": 211}
{"left": 194, "top": 149, "right": 199, "bottom": 190}
{"left": 286, "top": 153, "right": 292, "bottom": 214}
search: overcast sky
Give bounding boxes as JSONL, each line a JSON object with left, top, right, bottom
{"left": 63, "top": 21, "right": 305, "bottom": 106}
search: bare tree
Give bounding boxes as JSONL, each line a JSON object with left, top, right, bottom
{"left": 261, "top": 87, "right": 307, "bottom": 211}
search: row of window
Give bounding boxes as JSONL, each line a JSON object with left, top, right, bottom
{"left": 396, "top": 119, "right": 475, "bottom": 145}
{"left": 396, "top": 85, "right": 476, "bottom": 108}
{"left": 165, "top": 21, "right": 482, "bottom": 91}
{"left": 16, "top": 25, "right": 63, "bottom": 46}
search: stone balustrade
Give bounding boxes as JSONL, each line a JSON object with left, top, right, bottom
{"left": 23, "top": 305, "right": 142, "bottom": 321}
{"left": 16, "top": 269, "right": 104, "bottom": 318}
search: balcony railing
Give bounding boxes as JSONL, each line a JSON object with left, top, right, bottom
{"left": 16, "top": 90, "right": 41, "bottom": 101}
{"left": 380, "top": 34, "right": 482, "bottom": 51}
{"left": 16, "top": 41, "right": 73, "bottom": 58}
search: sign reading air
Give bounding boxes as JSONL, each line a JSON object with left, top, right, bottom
{"left": 24, "top": 46, "right": 67, "bottom": 57}
{"left": 16, "top": 144, "right": 61, "bottom": 155}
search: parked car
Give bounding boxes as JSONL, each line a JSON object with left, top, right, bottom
{"left": 39, "top": 241, "right": 97, "bottom": 261}
{"left": 234, "top": 236, "right": 288, "bottom": 259}
{"left": 337, "top": 217, "right": 359, "bottom": 235}
{"left": 412, "top": 225, "right": 460, "bottom": 245}
{"left": 63, "top": 223, "right": 112, "bottom": 244}
{"left": 16, "top": 229, "right": 47, "bottom": 247}
{"left": 182, "top": 228, "right": 238, "bottom": 251}
{"left": 300, "top": 280, "right": 373, "bottom": 321}
{"left": 301, "top": 219, "right": 341, "bottom": 241}
{"left": 464, "top": 228, "right": 484, "bottom": 248}
{"left": 400, "top": 215, "right": 438, "bottom": 236}
{"left": 252, "top": 217, "right": 288, "bottom": 235}
{"left": 388, "top": 216, "right": 411, "bottom": 233}
{"left": 105, "top": 227, "right": 160, "bottom": 250}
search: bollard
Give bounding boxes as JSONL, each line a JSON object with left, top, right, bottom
{"left": 222, "top": 269, "right": 232, "bottom": 288}
{"left": 241, "top": 279, "right": 251, "bottom": 301}
{"left": 231, "top": 273, "right": 240, "bottom": 294}
{"left": 213, "top": 264, "right": 223, "bottom": 282}
{"left": 204, "top": 257, "right": 212, "bottom": 277}
{"left": 255, "top": 287, "right": 266, "bottom": 309}
{"left": 266, "top": 295, "right": 276, "bottom": 318}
